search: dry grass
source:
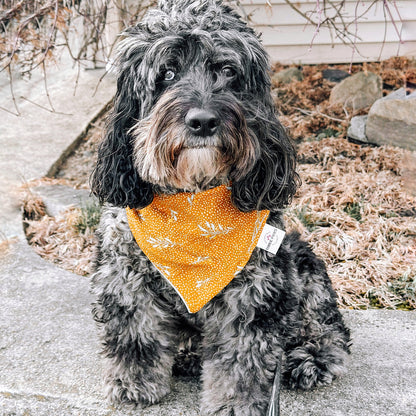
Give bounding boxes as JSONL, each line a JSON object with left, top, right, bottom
{"left": 24, "top": 207, "right": 96, "bottom": 276}
{"left": 285, "top": 138, "right": 416, "bottom": 309}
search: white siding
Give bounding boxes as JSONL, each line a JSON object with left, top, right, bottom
{"left": 238, "top": 0, "right": 416, "bottom": 64}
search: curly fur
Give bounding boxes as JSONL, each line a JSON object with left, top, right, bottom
{"left": 90, "top": 1, "right": 351, "bottom": 415}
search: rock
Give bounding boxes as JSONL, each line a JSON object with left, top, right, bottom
{"left": 32, "top": 185, "right": 96, "bottom": 217}
{"left": 347, "top": 115, "right": 368, "bottom": 143}
{"left": 329, "top": 72, "right": 382, "bottom": 111}
{"left": 365, "top": 88, "right": 416, "bottom": 150}
{"left": 272, "top": 67, "right": 303, "bottom": 84}
{"left": 322, "top": 69, "right": 350, "bottom": 83}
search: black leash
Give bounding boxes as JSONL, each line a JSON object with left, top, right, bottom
{"left": 266, "top": 353, "right": 282, "bottom": 416}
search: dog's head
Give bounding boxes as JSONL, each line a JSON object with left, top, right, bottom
{"left": 91, "top": 0, "right": 299, "bottom": 212}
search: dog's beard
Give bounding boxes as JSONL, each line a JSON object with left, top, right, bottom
{"left": 131, "top": 90, "right": 258, "bottom": 192}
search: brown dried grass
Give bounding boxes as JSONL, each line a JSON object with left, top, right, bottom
{"left": 285, "top": 138, "right": 416, "bottom": 309}
{"left": 25, "top": 207, "right": 96, "bottom": 276}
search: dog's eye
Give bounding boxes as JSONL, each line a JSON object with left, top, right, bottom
{"left": 164, "top": 70, "right": 176, "bottom": 81}
{"left": 220, "top": 66, "right": 236, "bottom": 78}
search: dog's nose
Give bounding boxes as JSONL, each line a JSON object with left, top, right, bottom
{"left": 185, "top": 108, "right": 219, "bottom": 137}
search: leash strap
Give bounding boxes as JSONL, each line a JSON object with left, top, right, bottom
{"left": 266, "top": 353, "right": 282, "bottom": 416}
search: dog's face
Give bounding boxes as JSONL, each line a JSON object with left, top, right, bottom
{"left": 129, "top": 25, "right": 264, "bottom": 192}
{"left": 91, "top": 0, "right": 299, "bottom": 212}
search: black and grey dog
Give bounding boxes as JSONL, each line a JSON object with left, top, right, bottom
{"left": 90, "top": 1, "right": 351, "bottom": 415}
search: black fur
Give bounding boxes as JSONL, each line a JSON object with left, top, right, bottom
{"left": 90, "top": 2, "right": 351, "bottom": 415}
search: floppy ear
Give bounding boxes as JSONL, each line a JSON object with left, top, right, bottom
{"left": 90, "top": 71, "right": 154, "bottom": 209}
{"left": 230, "top": 30, "right": 300, "bottom": 213}
{"left": 231, "top": 112, "right": 300, "bottom": 213}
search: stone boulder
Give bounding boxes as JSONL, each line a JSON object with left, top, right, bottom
{"left": 366, "top": 88, "right": 416, "bottom": 150}
{"left": 272, "top": 67, "right": 303, "bottom": 84}
{"left": 322, "top": 68, "right": 350, "bottom": 83}
{"left": 330, "top": 72, "right": 382, "bottom": 111}
{"left": 347, "top": 115, "right": 368, "bottom": 142}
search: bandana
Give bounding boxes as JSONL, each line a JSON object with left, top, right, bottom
{"left": 126, "top": 185, "right": 269, "bottom": 313}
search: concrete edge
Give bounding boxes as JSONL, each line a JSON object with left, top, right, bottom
{"left": 46, "top": 98, "right": 113, "bottom": 178}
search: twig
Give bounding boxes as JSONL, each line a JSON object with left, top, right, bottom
{"left": 308, "top": 0, "right": 324, "bottom": 51}
{"left": 384, "top": 0, "right": 404, "bottom": 43}
{"left": 294, "top": 107, "right": 345, "bottom": 123}
{"left": 378, "top": 1, "right": 389, "bottom": 62}
{"left": 0, "top": 104, "right": 20, "bottom": 116}
{"left": 20, "top": 96, "right": 72, "bottom": 115}
{"left": 92, "top": 68, "right": 109, "bottom": 97}
{"left": 41, "top": 61, "right": 55, "bottom": 112}
{"left": 266, "top": 353, "right": 282, "bottom": 416}
{"left": 27, "top": 0, "right": 59, "bottom": 74}
{"left": 6, "top": 66, "right": 21, "bottom": 116}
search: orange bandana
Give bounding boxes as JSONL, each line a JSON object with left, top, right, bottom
{"left": 126, "top": 185, "right": 269, "bottom": 313}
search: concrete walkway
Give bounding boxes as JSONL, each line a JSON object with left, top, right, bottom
{"left": 1, "top": 65, "right": 415, "bottom": 416}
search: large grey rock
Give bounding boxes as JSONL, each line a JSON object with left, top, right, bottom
{"left": 330, "top": 72, "right": 382, "bottom": 111}
{"left": 365, "top": 88, "right": 416, "bottom": 150}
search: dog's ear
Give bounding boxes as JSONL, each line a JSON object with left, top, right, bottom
{"left": 230, "top": 30, "right": 300, "bottom": 213}
{"left": 231, "top": 115, "right": 300, "bottom": 213}
{"left": 90, "top": 68, "right": 154, "bottom": 209}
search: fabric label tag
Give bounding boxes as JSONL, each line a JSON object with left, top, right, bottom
{"left": 256, "top": 224, "right": 286, "bottom": 255}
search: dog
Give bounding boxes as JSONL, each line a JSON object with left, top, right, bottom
{"left": 90, "top": 1, "right": 351, "bottom": 415}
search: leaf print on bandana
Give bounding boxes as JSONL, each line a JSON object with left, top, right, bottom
{"left": 170, "top": 209, "right": 178, "bottom": 221}
{"left": 154, "top": 263, "right": 172, "bottom": 276}
{"left": 196, "top": 277, "right": 211, "bottom": 288}
{"left": 192, "top": 256, "right": 210, "bottom": 264}
{"left": 187, "top": 194, "right": 195, "bottom": 206}
{"left": 147, "top": 236, "right": 175, "bottom": 248}
{"left": 198, "top": 222, "right": 233, "bottom": 239}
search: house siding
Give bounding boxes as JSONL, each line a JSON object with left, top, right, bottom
{"left": 238, "top": 0, "right": 416, "bottom": 64}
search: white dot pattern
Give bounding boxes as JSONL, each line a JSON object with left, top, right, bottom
{"left": 126, "top": 185, "right": 269, "bottom": 313}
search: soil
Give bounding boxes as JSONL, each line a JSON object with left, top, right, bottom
{"left": 23, "top": 57, "right": 416, "bottom": 309}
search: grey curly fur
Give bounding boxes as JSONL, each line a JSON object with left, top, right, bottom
{"left": 90, "top": 1, "right": 351, "bottom": 415}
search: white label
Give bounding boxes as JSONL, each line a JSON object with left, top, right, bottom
{"left": 257, "top": 224, "right": 286, "bottom": 255}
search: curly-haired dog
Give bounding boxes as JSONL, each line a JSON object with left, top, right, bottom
{"left": 90, "top": 1, "right": 351, "bottom": 415}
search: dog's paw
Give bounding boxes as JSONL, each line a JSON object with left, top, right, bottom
{"left": 104, "top": 376, "right": 170, "bottom": 406}
{"left": 201, "top": 405, "right": 264, "bottom": 416}
{"left": 285, "top": 343, "right": 348, "bottom": 390}
{"left": 201, "top": 396, "right": 265, "bottom": 416}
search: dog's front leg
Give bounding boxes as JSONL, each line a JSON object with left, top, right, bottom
{"left": 92, "top": 289, "right": 177, "bottom": 406}
{"left": 201, "top": 316, "right": 282, "bottom": 416}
